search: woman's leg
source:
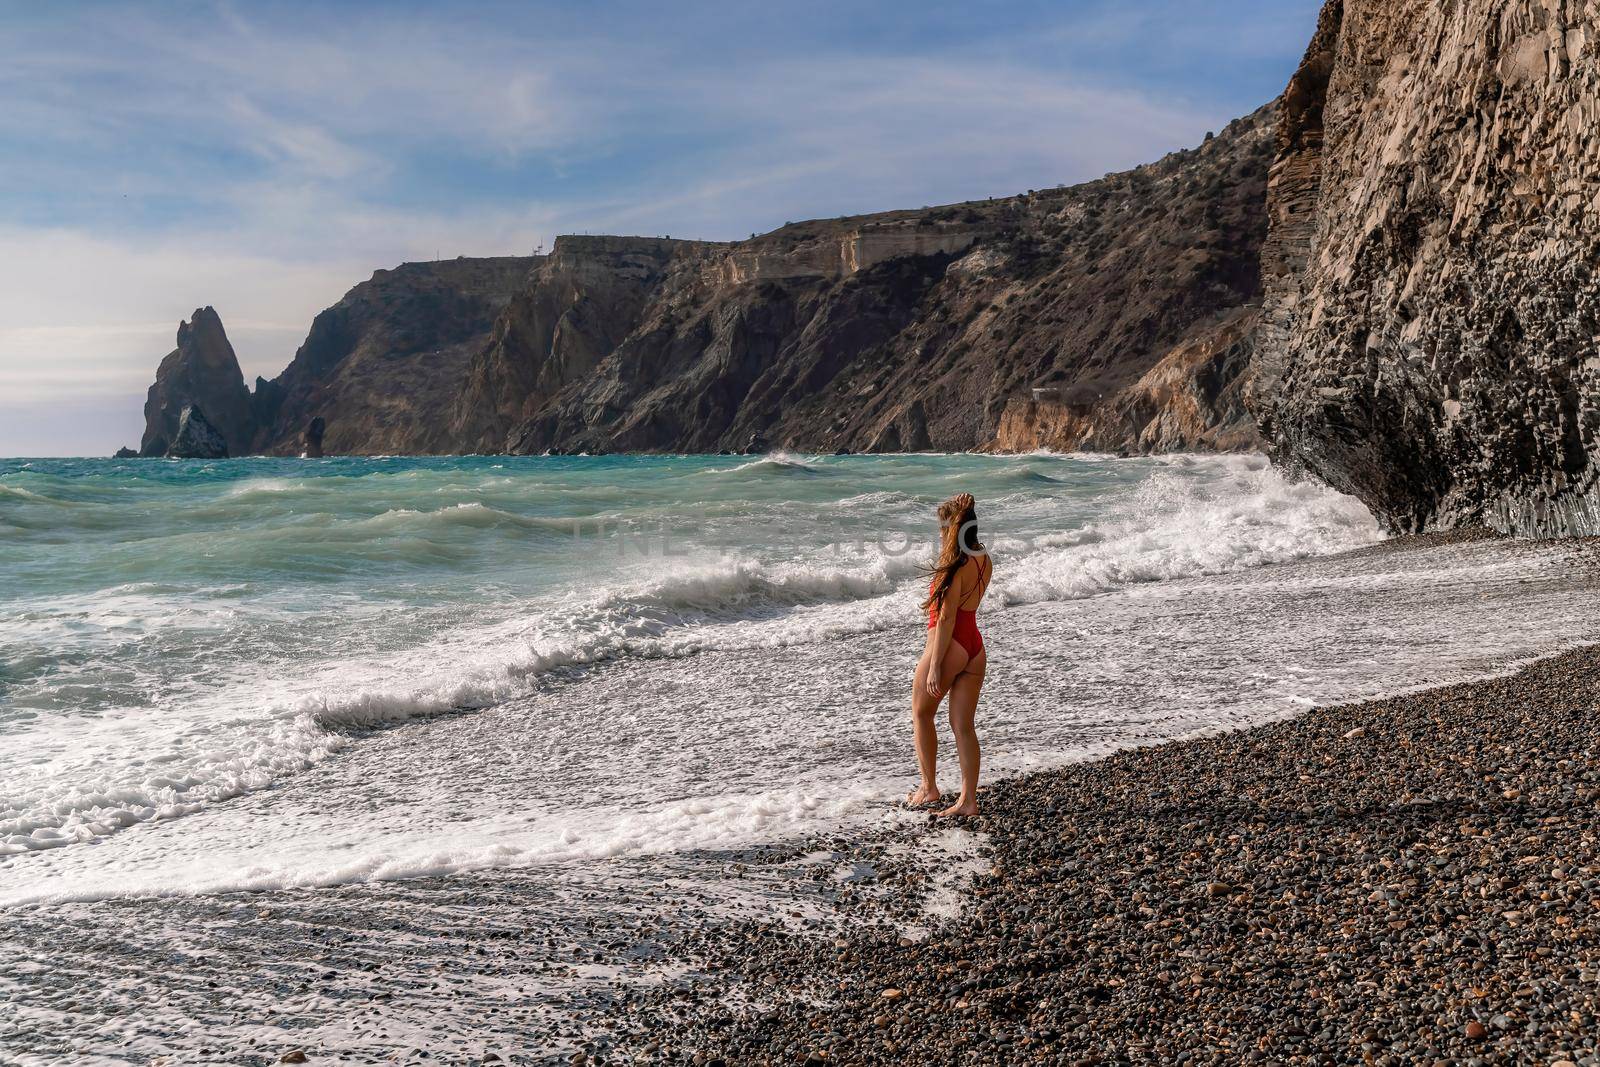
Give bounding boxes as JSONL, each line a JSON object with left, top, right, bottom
{"left": 939, "top": 649, "right": 985, "bottom": 817}
{"left": 908, "top": 651, "right": 941, "bottom": 805}
{"left": 908, "top": 639, "right": 970, "bottom": 805}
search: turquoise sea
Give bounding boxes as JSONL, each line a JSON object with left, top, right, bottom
{"left": 2, "top": 451, "right": 1594, "bottom": 912}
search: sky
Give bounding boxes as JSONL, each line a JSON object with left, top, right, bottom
{"left": 0, "top": 0, "right": 1323, "bottom": 457}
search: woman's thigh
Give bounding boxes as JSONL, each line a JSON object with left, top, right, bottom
{"left": 948, "top": 650, "right": 986, "bottom": 725}
{"left": 935, "top": 640, "right": 971, "bottom": 695}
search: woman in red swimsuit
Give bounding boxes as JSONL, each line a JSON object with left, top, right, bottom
{"left": 907, "top": 492, "right": 991, "bottom": 817}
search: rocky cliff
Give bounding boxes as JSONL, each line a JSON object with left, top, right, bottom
{"left": 250, "top": 257, "right": 536, "bottom": 455}
{"left": 165, "top": 404, "right": 229, "bottom": 459}
{"left": 127, "top": 3, "right": 1600, "bottom": 538}
{"left": 140, "top": 110, "right": 1275, "bottom": 459}
{"left": 137, "top": 262, "right": 535, "bottom": 457}
{"left": 452, "top": 107, "right": 1275, "bottom": 455}
{"left": 993, "top": 306, "right": 1261, "bottom": 453}
{"left": 140, "top": 307, "right": 254, "bottom": 457}
{"left": 1254, "top": 0, "right": 1600, "bottom": 535}
{"left": 450, "top": 237, "right": 722, "bottom": 450}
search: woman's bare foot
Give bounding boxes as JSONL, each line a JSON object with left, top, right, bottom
{"left": 937, "top": 798, "right": 978, "bottom": 817}
{"left": 906, "top": 785, "right": 942, "bottom": 807}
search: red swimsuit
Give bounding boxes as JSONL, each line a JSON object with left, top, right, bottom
{"left": 927, "top": 555, "right": 989, "bottom": 657}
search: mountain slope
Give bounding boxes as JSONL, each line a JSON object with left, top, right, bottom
{"left": 251, "top": 257, "right": 537, "bottom": 455}
{"left": 451, "top": 105, "right": 1276, "bottom": 455}
{"left": 136, "top": 109, "right": 1276, "bottom": 459}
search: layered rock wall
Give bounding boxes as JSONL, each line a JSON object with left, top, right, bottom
{"left": 450, "top": 239, "right": 712, "bottom": 451}
{"left": 1255, "top": 0, "right": 1600, "bottom": 534}
{"left": 994, "top": 308, "right": 1262, "bottom": 453}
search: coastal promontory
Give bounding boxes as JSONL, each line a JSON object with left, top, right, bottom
{"left": 136, "top": 110, "right": 1277, "bottom": 461}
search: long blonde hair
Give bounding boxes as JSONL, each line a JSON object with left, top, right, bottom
{"left": 921, "top": 492, "right": 983, "bottom": 613}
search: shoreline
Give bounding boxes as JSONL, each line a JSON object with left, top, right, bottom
{"left": 6, "top": 531, "right": 1600, "bottom": 1064}
{"left": 623, "top": 641, "right": 1600, "bottom": 1065}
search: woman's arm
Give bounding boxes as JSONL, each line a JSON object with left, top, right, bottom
{"left": 925, "top": 564, "right": 965, "bottom": 696}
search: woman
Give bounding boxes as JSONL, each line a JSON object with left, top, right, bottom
{"left": 906, "top": 492, "right": 991, "bottom": 817}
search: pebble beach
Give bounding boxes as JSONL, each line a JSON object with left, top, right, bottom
{"left": 7, "top": 533, "right": 1600, "bottom": 1066}
{"left": 625, "top": 640, "right": 1600, "bottom": 1066}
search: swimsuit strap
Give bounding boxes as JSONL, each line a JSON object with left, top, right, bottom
{"left": 957, "top": 552, "right": 987, "bottom": 612}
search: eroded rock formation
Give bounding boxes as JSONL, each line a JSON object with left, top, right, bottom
{"left": 450, "top": 238, "right": 714, "bottom": 450}
{"left": 994, "top": 308, "right": 1261, "bottom": 453}
{"left": 165, "top": 404, "right": 228, "bottom": 459}
{"left": 140, "top": 307, "right": 254, "bottom": 457}
{"left": 1255, "top": 0, "right": 1600, "bottom": 535}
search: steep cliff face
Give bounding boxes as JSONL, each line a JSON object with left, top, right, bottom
{"left": 141, "top": 109, "right": 1274, "bottom": 459}
{"left": 453, "top": 105, "right": 1275, "bottom": 455}
{"left": 450, "top": 238, "right": 719, "bottom": 450}
{"left": 1255, "top": 0, "right": 1600, "bottom": 535}
{"left": 140, "top": 307, "right": 254, "bottom": 457}
{"left": 252, "top": 257, "right": 535, "bottom": 455}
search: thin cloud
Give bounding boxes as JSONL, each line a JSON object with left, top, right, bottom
{"left": 224, "top": 96, "right": 382, "bottom": 181}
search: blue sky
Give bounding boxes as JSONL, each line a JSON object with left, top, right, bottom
{"left": 0, "top": 0, "right": 1322, "bottom": 456}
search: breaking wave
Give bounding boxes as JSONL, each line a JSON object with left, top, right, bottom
{"left": 0, "top": 456, "right": 1380, "bottom": 861}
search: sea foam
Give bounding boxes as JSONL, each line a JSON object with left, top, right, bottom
{"left": 1, "top": 454, "right": 1381, "bottom": 863}
{"left": 0, "top": 451, "right": 1376, "bottom": 857}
